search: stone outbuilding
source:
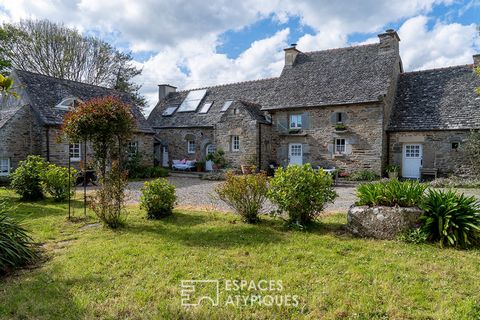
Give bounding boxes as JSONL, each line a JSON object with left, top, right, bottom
{"left": 0, "top": 70, "right": 155, "bottom": 179}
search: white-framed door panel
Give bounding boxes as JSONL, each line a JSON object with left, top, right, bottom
{"left": 402, "top": 144, "right": 422, "bottom": 179}
{"left": 288, "top": 143, "right": 303, "bottom": 166}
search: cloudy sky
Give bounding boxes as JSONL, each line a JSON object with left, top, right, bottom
{"left": 1, "top": 0, "right": 479, "bottom": 113}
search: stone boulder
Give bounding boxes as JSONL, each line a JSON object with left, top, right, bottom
{"left": 347, "top": 206, "right": 423, "bottom": 240}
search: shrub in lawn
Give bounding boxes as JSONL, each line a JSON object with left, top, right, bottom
{"left": 42, "top": 164, "right": 77, "bottom": 202}
{"left": 419, "top": 189, "right": 480, "bottom": 248}
{"left": 356, "top": 179, "right": 427, "bottom": 207}
{"left": 397, "top": 227, "right": 429, "bottom": 244}
{"left": 140, "top": 178, "right": 176, "bottom": 219}
{"left": 89, "top": 163, "right": 129, "bottom": 228}
{"left": 268, "top": 164, "right": 337, "bottom": 226}
{"left": 349, "top": 169, "right": 379, "bottom": 181}
{"left": 215, "top": 172, "right": 268, "bottom": 223}
{"left": 0, "top": 203, "right": 37, "bottom": 274}
{"left": 10, "top": 155, "right": 47, "bottom": 201}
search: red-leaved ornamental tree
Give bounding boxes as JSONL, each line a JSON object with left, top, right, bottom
{"left": 62, "top": 96, "right": 135, "bottom": 228}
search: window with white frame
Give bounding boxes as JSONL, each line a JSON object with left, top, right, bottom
{"left": 290, "top": 114, "right": 302, "bottom": 129}
{"left": 335, "top": 138, "right": 346, "bottom": 154}
{"left": 128, "top": 141, "right": 138, "bottom": 158}
{"left": 187, "top": 140, "right": 195, "bottom": 154}
{"left": 69, "top": 143, "right": 81, "bottom": 162}
{"left": 0, "top": 158, "right": 10, "bottom": 176}
{"left": 231, "top": 135, "right": 240, "bottom": 152}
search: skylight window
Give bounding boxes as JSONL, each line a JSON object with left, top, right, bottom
{"left": 55, "top": 98, "right": 81, "bottom": 110}
{"left": 162, "top": 105, "right": 178, "bottom": 116}
{"left": 199, "top": 102, "right": 213, "bottom": 114}
{"left": 221, "top": 100, "right": 234, "bottom": 112}
{"left": 177, "top": 89, "right": 207, "bottom": 112}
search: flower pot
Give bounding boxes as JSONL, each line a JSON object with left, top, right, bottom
{"left": 388, "top": 171, "right": 398, "bottom": 179}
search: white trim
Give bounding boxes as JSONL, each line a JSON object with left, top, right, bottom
{"left": 289, "top": 114, "right": 302, "bottom": 129}
{"left": 69, "top": 143, "right": 81, "bottom": 162}
{"left": 0, "top": 158, "right": 10, "bottom": 176}
{"left": 288, "top": 143, "right": 303, "bottom": 165}
{"left": 335, "top": 138, "right": 346, "bottom": 154}
{"left": 231, "top": 135, "right": 240, "bottom": 152}
{"left": 402, "top": 144, "right": 423, "bottom": 179}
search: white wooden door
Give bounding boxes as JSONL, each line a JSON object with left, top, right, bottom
{"left": 205, "top": 144, "right": 215, "bottom": 171}
{"left": 289, "top": 144, "right": 303, "bottom": 166}
{"left": 402, "top": 144, "right": 422, "bottom": 178}
{"left": 162, "top": 146, "right": 169, "bottom": 167}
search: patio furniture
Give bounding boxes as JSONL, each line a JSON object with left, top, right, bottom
{"left": 319, "top": 167, "right": 338, "bottom": 185}
{"left": 172, "top": 159, "right": 196, "bottom": 171}
{"left": 76, "top": 170, "right": 97, "bottom": 186}
{"left": 420, "top": 168, "right": 438, "bottom": 181}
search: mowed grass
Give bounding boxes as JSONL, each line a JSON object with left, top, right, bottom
{"left": 0, "top": 188, "right": 480, "bottom": 319}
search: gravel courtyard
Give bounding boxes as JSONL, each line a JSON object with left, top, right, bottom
{"left": 127, "top": 176, "right": 357, "bottom": 213}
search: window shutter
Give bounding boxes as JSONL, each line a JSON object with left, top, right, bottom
{"left": 341, "top": 112, "right": 349, "bottom": 122}
{"left": 329, "top": 112, "right": 337, "bottom": 124}
{"left": 277, "top": 145, "right": 288, "bottom": 166}
{"left": 276, "top": 115, "right": 288, "bottom": 133}
{"left": 327, "top": 143, "right": 334, "bottom": 154}
{"left": 301, "top": 112, "right": 310, "bottom": 129}
{"left": 302, "top": 143, "right": 310, "bottom": 154}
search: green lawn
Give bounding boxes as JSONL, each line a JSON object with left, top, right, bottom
{"left": 1, "top": 188, "right": 479, "bottom": 319}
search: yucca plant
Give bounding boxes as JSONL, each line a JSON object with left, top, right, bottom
{"left": 356, "top": 179, "right": 426, "bottom": 207}
{"left": 355, "top": 182, "right": 384, "bottom": 206}
{"left": 0, "top": 204, "right": 37, "bottom": 274}
{"left": 420, "top": 189, "right": 480, "bottom": 248}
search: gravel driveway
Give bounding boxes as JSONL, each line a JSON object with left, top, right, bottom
{"left": 127, "top": 176, "right": 357, "bottom": 213}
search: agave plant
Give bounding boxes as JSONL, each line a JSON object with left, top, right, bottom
{"left": 0, "top": 203, "right": 37, "bottom": 273}
{"left": 420, "top": 189, "right": 480, "bottom": 248}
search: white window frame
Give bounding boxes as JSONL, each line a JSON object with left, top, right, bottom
{"left": 289, "top": 114, "right": 302, "bottom": 129}
{"left": 231, "top": 135, "right": 240, "bottom": 152}
{"left": 69, "top": 143, "right": 81, "bottom": 162}
{"left": 335, "top": 138, "right": 346, "bottom": 154}
{"left": 0, "top": 158, "right": 10, "bottom": 176}
{"left": 187, "top": 140, "right": 196, "bottom": 154}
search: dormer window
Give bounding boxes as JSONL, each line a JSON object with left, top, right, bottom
{"left": 56, "top": 98, "right": 82, "bottom": 110}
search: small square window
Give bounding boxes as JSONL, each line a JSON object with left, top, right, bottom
{"left": 451, "top": 142, "right": 459, "bottom": 150}
{"left": 290, "top": 114, "right": 302, "bottom": 129}
{"left": 336, "top": 112, "right": 343, "bottom": 124}
{"left": 335, "top": 138, "right": 346, "bottom": 154}
{"left": 231, "top": 135, "right": 240, "bottom": 152}
{"left": 69, "top": 143, "right": 81, "bottom": 162}
{"left": 187, "top": 140, "right": 196, "bottom": 154}
{"left": 128, "top": 141, "right": 138, "bottom": 158}
{"left": 0, "top": 158, "right": 10, "bottom": 176}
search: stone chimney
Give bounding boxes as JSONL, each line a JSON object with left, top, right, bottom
{"left": 474, "top": 54, "right": 480, "bottom": 67}
{"left": 378, "top": 29, "right": 400, "bottom": 52}
{"left": 284, "top": 43, "right": 301, "bottom": 67}
{"left": 158, "top": 84, "right": 177, "bottom": 101}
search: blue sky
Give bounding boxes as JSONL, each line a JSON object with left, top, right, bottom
{"left": 0, "top": 0, "right": 479, "bottom": 112}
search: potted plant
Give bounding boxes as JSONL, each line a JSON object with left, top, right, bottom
{"left": 206, "top": 149, "right": 226, "bottom": 171}
{"left": 196, "top": 161, "right": 205, "bottom": 172}
{"left": 334, "top": 123, "right": 347, "bottom": 132}
{"left": 240, "top": 154, "right": 257, "bottom": 174}
{"left": 385, "top": 164, "right": 400, "bottom": 179}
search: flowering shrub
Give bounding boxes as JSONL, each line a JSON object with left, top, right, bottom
{"left": 42, "top": 164, "right": 77, "bottom": 202}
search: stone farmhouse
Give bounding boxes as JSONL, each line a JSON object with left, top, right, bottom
{"left": 148, "top": 30, "right": 480, "bottom": 179}
{"left": 0, "top": 70, "right": 155, "bottom": 179}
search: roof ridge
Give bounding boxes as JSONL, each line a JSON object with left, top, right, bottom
{"left": 302, "top": 43, "right": 378, "bottom": 56}
{"left": 402, "top": 64, "right": 474, "bottom": 76}
{"left": 14, "top": 68, "right": 122, "bottom": 93}
{"left": 178, "top": 76, "right": 278, "bottom": 93}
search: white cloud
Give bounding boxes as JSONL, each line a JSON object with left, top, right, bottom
{"left": 398, "top": 15, "right": 479, "bottom": 70}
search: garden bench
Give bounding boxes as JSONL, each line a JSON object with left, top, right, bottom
{"left": 420, "top": 168, "right": 438, "bottom": 180}
{"left": 172, "top": 160, "right": 196, "bottom": 171}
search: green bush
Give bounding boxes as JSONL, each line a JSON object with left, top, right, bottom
{"left": 356, "top": 179, "right": 427, "bottom": 207}
{"left": 140, "top": 178, "right": 176, "bottom": 219}
{"left": 268, "top": 164, "right": 337, "bottom": 226}
{"left": 215, "top": 172, "right": 268, "bottom": 223}
{"left": 0, "top": 203, "right": 37, "bottom": 274}
{"left": 349, "top": 169, "right": 380, "bottom": 181}
{"left": 419, "top": 189, "right": 480, "bottom": 248}
{"left": 10, "top": 155, "right": 47, "bottom": 201}
{"left": 128, "top": 165, "right": 169, "bottom": 179}
{"left": 89, "top": 163, "right": 129, "bottom": 229}
{"left": 397, "top": 227, "right": 429, "bottom": 244}
{"left": 42, "top": 164, "right": 77, "bottom": 202}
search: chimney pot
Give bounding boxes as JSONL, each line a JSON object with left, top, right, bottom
{"left": 474, "top": 54, "right": 480, "bottom": 67}
{"left": 158, "top": 84, "right": 177, "bottom": 101}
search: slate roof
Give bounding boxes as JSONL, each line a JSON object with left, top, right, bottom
{"left": 148, "top": 42, "right": 399, "bottom": 128}
{"left": 263, "top": 44, "right": 399, "bottom": 110}
{"left": 13, "top": 69, "right": 154, "bottom": 133}
{"left": 148, "top": 78, "right": 276, "bottom": 128}
{"left": 389, "top": 65, "right": 480, "bottom": 131}
{"left": 0, "top": 108, "right": 19, "bottom": 129}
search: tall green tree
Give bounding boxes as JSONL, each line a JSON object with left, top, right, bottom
{"left": 0, "top": 19, "right": 145, "bottom": 106}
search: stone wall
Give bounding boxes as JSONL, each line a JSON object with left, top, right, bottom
{"left": 0, "top": 105, "right": 43, "bottom": 176}
{"left": 268, "top": 104, "right": 385, "bottom": 175}
{"left": 388, "top": 130, "right": 473, "bottom": 177}
{"left": 154, "top": 127, "right": 214, "bottom": 166}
